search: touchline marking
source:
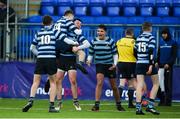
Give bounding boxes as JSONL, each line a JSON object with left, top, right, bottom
{"left": 1, "top": 107, "right": 180, "bottom": 115}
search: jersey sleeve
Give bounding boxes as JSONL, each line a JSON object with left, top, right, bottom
{"left": 77, "top": 35, "right": 86, "bottom": 43}
{"left": 54, "top": 29, "right": 66, "bottom": 41}
{"left": 148, "top": 36, "right": 156, "bottom": 50}
{"left": 88, "top": 40, "right": 95, "bottom": 56}
{"left": 32, "top": 33, "right": 38, "bottom": 45}
{"left": 111, "top": 39, "right": 117, "bottom": 55}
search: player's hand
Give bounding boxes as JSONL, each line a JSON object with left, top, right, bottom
{"left": 72, "top": 46, "right": 79, "bottom": 53}
{"left": 164, "top": 64, "right": 169, "bottom": 69}
{"left": 73, "top": 41, "right": 79, "bottom": 46}
{"left": 155, "top": 63, "right": 158, "bottom": 68}
{"left": 146, "top": 65, "right": 153, "bottom": 75}
{"left": 109, "top": 64, "right": 116, "bottom": 70}
{"left": 86, "top": 60, "right": 91, "bottom": 66}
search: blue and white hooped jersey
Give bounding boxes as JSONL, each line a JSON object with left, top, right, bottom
{"left": 135, "top": 32, "right": 156, "bottom": 64}
{"left": 89, "top": 37, "right": 117, "bottom": 64}
{"left": 54, "top": 16, "right": 78, "bottom": 37}
{"left": 32, "top": 25, "right": 66, "bottom": 58}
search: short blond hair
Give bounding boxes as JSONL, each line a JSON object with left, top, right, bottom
{"left": 142, "top": 22, "right": 152, "bottom": 31}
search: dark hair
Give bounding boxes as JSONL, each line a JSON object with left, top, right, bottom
{"left": 142, "top": 22, "right": 152, "bottom": 31}
{"left": 125, "top": 28, "right": 134, "bottom": 36}
{"left": 64, "top": 9, "right": 74, "bottom": 16}
{"left": 73, "top": 17, "right": 82, "bottom": 23}
{"left": 161, "top": 27, "right": 171, "bottom": 39}
{"left": 0, "top": 0, "right": 7, "bottom": 5}
{"left": 42, "top": 15, "right": 52, "bottom": 26}
{"left": 98, "top": 24, "right": 107, "bottom": 31}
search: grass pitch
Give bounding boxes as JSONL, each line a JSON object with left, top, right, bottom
{"left": 0, "top": 98, "right": 180, "bottom": 118}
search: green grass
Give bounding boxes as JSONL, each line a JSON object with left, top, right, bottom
{"left": 0, "top": 98, "right": 180, "bottom": 118}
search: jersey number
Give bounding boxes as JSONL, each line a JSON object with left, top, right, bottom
{"left": 137, "top": 42, "right": 147, "bottom": 52}
{"left": 40, "top": 35, "right": 51, "bottom": 45}
{"left": 54, "top": 23, "right": 61, "bottom": 30}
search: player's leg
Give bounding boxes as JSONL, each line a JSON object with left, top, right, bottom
{"left": 118, "top": 78, "right": 126, "bottom": 102}
{"left": 45, "top": 58, "right": 59, "bottom": 112}
{"left": 109, "top": 78, "right": 125, "bottom": 111}
{"left": 117, "top": 62, "right": 126, "bottom": 102}
{"left": 56, "top": 69, "right": 65, "bottom": 110}
{"left": 146, "top": 74, "right": 160, "bottom": 115}
{"left": 76, "top": 50, "right": 88, "bottom": 74}
{"left": 92, "top": 72, "right": 104, "bottom": 111}
{"left": 141, "top": 82, "right": 148, "bottom": 107}
{"left": 68, "top": 70, "right": 81, "bottom": 110}
{"left": 48, "top": 74, "right": 59, "bottom": 112}
{"left": 22, "top": 74, "right": 41, "bottom": 112}
{"left": 136, "top": 74, "right": 145, "bottom": 115}
{"left": 127, "top": 78, "right": 136, "bottom": 108}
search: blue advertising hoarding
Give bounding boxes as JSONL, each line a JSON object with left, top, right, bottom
{"left": 0, "top": 62, "right": 180, "bottom": 101}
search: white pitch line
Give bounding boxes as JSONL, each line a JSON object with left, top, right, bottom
{"left": 1, "top": 107, "right": 180, "bottom": 115}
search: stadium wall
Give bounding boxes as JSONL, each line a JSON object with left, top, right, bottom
{"left": 0, "top": 61, "right": 180, "bottom": 101}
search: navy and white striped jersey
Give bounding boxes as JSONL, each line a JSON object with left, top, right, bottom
{"left": 76, "top": 35, "right": 86, "bottom": 43}
{"left": 54, "top": 16, "right": 78, "bottom": 36}
{"left": 31, "top": 25, "right": 66, "bottom": 58}
{"left": 88, "top": 37, "right": 117, "bottom": 64}
{"left": 135, "top": 32, "right": 156, "bottom": 64}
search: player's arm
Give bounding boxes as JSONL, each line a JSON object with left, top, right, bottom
{"left": 54, "top": 29, "right": 78, "bottom": 45}
{"left": 133, "top": 41, "right": 138, "bottom": 59}
{"left": 77, "top": 35, "right": 90, "bottom": 50}
{"left": 111, "top": 40, "right": 118, "bottom": 66}
{"left": 148, "top": 36, "right": 156, "bottom": 65}
{"left": 30, "top": 34, "right": 38, "bottom": 56}
{"left": 86, "top": 40, "right": 94, "bottom": 66}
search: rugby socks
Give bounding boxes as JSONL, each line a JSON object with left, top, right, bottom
{"left": 73, "top": 98, "right": 79, "bottom": 104}
{"left": 128, "top": 87, "right": 135, "bottom": 105}
{"left": 29, "top": 97, "right": 34, "bottom": 103}
{"left": 118, "top": 86, "right": 125, "bottom": 98}
{"left": 136, "top": 102, "right": 142, "bottom": 111}
{"left": 95, "top": 101, "right": 100, "bottom": 107}
{"left": 147, "top": 98, "right": 155, "bottom": 109}
{"left": 50, "top": 102, "right": 55, "bottom": 107}
{"left": 57, "top": 99, "right": 63, "bottom": 106}
{"left": 116, "top": 101, "right": 121, "bottom": 107}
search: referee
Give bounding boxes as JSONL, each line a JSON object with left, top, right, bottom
{"left": 116, "top": 28, "right": 137, "bottom": 108}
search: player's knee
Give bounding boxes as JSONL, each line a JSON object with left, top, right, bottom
{"left": 70, "top": 79, "right": 77, "bottom": 85}
{"left": 111, "top": 85, "right": 117, "bottom": 91}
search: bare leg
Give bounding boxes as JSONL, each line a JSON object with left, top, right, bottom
{"left": 30, "top": 74, "right": 41, "bottom": 97}
{"left": 95, "top": 73, "right": 104, "bottom": 101}
{"left": 150, "top": 74, "right": 159, "bottom": 100}
{"left": 56, "top": 70, "right": 65, "bottom": 100}
{"left": 48, "top": 74, "right": 57, "bottom": 103}
{"left": 68, "top": 70, "right": 78, "bottom": 99}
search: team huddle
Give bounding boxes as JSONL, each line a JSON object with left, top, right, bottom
{"left": 22, "top": 9, "right": 161, "bottom": 115}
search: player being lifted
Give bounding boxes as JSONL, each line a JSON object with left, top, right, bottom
{"left": 53, "top": 10, "right": 89, "bottom": 111}
{"left": 55, "top": 17, "right": 90, "bottom": 110}
{"left": 55, "top": 9, "right": 88, "bottom": 74}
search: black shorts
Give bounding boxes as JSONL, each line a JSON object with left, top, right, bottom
{"left": 56, "top": 40, "right": 73, "bottom": 54}
{"left": 96, "top": 64, "right": 116, "bottom": 79}
{"left": 117, "top": 62, "right": 136, "bottom": 79}
{"left": 136, "top": 63, "right": 158, "bottom": 75}
{"left": 57, "top": 55, "right": 77, "bottom": 71}
{"left": 34, "top": 58, "right": 57, "bottom": 75}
